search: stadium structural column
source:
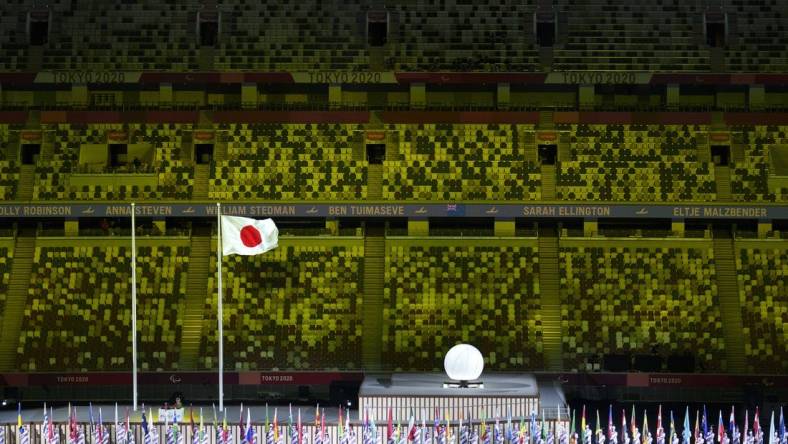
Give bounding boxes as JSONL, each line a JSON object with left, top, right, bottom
{"left": 749, "top": 85, "right": 765, "bottom": 111}
{"left": 407, "top": 220, "right": 429, "bottom": 236}
{"left": 497, "top": 83, "right": 511, "bottom": 109}
{"left": 666, "top": 84, "right": 680, "bottom": 110}
{"left": 494, "top": 220, "right": 515, "bottom": 237}
{"left": 757, "top": 221, "right": 772, "bottom": 238}
{"left": 71, "top": 83, "right": 88, "bottom": 108}
{"left": 671, "top": 220, "right": 685, "bottom": 237}
{"left": 216, "top": 202, "right": 225, "bottom": 410}
{"left": 64, "top": 220, "right": 78, "bottom": 236}
{"left": 329, "top": 84, "right": 342, "bottom": 109}
{"left": 241, "top": 83, "right": 258, "bottom": 109}
{"left": 326, "top": 219, "right": 339, "bottom": 235}
{"left": 159, "top": 83, "right": 173, "bottom": 108}
{"left": 410, "top": 83, "right": 426, "bottom": 109}
{"left": 578, "top": 84, "right": 594, "bottom": 110}
{"left": 583, "top": 219, "right": 598, "bottom": 237}
{"left": 130, "top": 203, "right": 138, "bottom": 410}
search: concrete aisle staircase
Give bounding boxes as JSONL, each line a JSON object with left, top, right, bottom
{"left": 541, "top": 165, "right": 556, "bottom": 200}
{"left": 538, "top": 225, "right": 563, "bottom": 371}
{"left": 0, "top": 233, "right": 35, "bottom": 370}
{"left": 369, "top": 47, "right": 386, "bottom": 71}
{"left": 16, "top": 165, "right": 35, "bottom": 201}
{"left": 193, "top": 164, "right": 210, "bottom": 200}
{"left": 361, "top": 224, "right": 385, "bottom": 370}
{"left": 178, "top": 230, "right": 211, "bottom": 370}
{"left": 715, "top": 166, "right": 732, "bottom": 201}
{"left": 712, "top": 229, "right": 746, "bottom": 373}
{"left": 367, "top": 164, "right": 383, "bottom": 200}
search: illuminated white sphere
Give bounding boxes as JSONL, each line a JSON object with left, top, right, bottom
{"left": 444, "top": 344, "right": 484, "bottom": 381}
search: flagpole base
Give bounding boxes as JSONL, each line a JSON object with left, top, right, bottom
{"left": 443, "top": 380, "right": 484, "bottom": 389}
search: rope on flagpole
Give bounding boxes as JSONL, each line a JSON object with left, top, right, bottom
{"left": 217, "top": 202, "right": 224, "bottom": 412}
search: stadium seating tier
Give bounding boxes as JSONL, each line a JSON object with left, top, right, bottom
{"left": 557, "top": 124, "right": 717, "bottom": 202}
{"left": 0, "top": 0, "right": 787, "bottom": 72}
{"left": 383, "top": 242, "right": 543, "bottom": 370}
{"left": 211, "top": 123, "right": 367, "bottom": 201}
{"left": 34, "top": 124, "right": 193, "bottom": 201}
{"left": 736, "top": 245, "right": 788, "bottom": 373}
{"left": 559, "top": 242, "right": 725, "bottom": 372}
{"left": 0, "top": 247, "right": 11, "bottom": 317}
{"left": 200, "top": 242, "right": 364, "bottom": 370}
{"left": 18, "top": 243, "right": 189, "bottom": 371}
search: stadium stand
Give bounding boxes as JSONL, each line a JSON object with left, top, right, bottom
{"left": 1, "top": 0, "right": 788, "bottom": 73}
{"left": 557, "top": 124, "right": 717, "bottom": 202}
{"left": 732, "top": 126, "right": 786, "bottom": 202}
{"left": 0, "top": 125, "right": 19, "bottom": 201}
{"left": 559, "top": 240, "right": 725, "bottom": 372}
{"left": 387, "top": 0, "right": 540, "bottom": 72}
{"left": 0, "top": 2, "right": 26, "bottom": 71}
{"left": 18, "top": 242, "right": 189, "bottom": 371}
{"left": 0, "top": 159, "right": 18, "bottom": 202}
{"left": 34, "top": 124, "right": 193, "bottom": 201}
{"left": 210, "top": 123, "right": 367, "bottom": 201}
{"left": 0, "top": 0, "right": 201, "bottom": 71}
{"left": 0, "top": 122, "right": 782, "bottom": 203}
{"left": 1, "top": 0, "right": 541, "bottom": 73}
{"left": 723, "top": 0, "right": 788, "bottom": 72}
{"left": 5, "top": 0, "right": 788, "bottom": 425}
{"left": 200, "top": 240, "right": 364, "bottom": 370}
{"left": 383, "top": 240, "right": 543, "bottom": 371}
{"left": 384, "top": 124, "right": 542, "bottom": 201}
{"left": 736, "top": 243, "right": 788, "bottom": 374}
{"left": 215, "top": 0, "right": 368, "bottom": 71}
{"left": 552, "top": 0, "right": 709, "bottom": 71}
{"left": 0, "top": 246, "right": 11, "bottom": 316}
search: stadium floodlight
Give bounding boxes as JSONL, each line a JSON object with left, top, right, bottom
{"left": 443, "top": 344, "right": 484, "bottom": 388}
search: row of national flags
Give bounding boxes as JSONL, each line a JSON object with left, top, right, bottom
{"left": 2, "top": 405, "right": 786, "bottom": 444}
{"left": 565, "top": 406, "right": 788, "bottom": 444}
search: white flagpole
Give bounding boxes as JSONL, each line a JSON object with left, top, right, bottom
{"left": 217, "top": 202, "right": 224, "bottom": 412}
{"left": 131, "top": 202, "right": 138, "bottom": 411}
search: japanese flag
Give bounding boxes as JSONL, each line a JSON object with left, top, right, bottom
{"left": 221, "top": 215, "right": 278, "bottom": 256}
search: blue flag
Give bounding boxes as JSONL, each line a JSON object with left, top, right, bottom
{"left": 703, "top": 407, "right": 709, "bottom": 438}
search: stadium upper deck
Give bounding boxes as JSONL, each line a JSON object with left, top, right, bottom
{"left": 0, "top": 0, "right": 787, "bottom": 73}
{"left": 1, "top": 120, "right": 787, "bottom": 205}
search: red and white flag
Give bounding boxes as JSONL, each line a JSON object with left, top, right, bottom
{"left": 221, "top": 215, "right": 278, "bottom": 256}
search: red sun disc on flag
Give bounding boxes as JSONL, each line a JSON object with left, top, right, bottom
{"left": 240, "top": 225, "right": 263, "bottom": 247}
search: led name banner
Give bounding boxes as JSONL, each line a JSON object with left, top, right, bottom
{"left": 0, "top": 204, "right": 784, "bottom": 219}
